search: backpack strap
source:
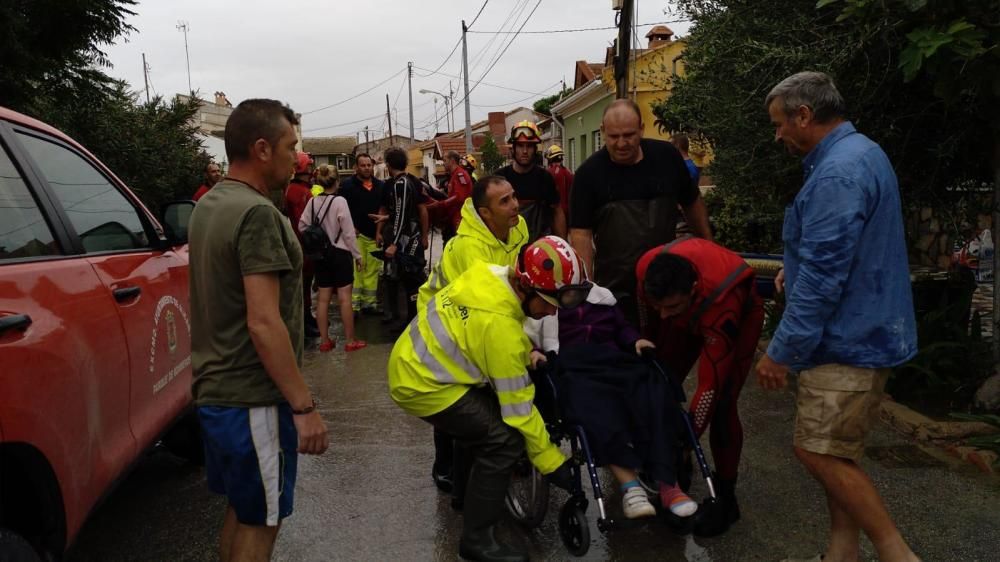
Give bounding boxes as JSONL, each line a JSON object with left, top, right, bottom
{"left": 331, "top": 196, "right": 344, "bottom": 245}
{"left": 311, "top": 195, "right": 335, "bottom": 226}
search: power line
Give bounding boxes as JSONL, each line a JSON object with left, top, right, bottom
{"left": 466, "top": 19, "right": 688, "bottom": 34}
{"left": 469, "top": 0, "right": 530, "bottom": 76}
{"left": 411, "top": 66, "right": 551, "bottom": 96}
{"left": 414, "top": 37, "right": 463, "bottom": 78}
{"left": 414, "top": 0, "right": 491, "bottom": 79}
{"left": 467, "top": 0, "right": 543, "bottom": 97}
{"left": 303, "top": 111, "right": 387, "bottom": 133}
{"left": 470, "top": 80, "right": 562, "bottom": 108}
{"left": 301, "top": 67, "right": 406, "bottom": 115}
{"left": 467, "top": 0, "right": 490, "bottom": 29}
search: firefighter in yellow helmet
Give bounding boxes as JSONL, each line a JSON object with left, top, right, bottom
{"left": 461, "top": 153, "right": 479, "bottom": 182}
{"left": 497, "top": 121, "right": 567, "bottom": 242}
{"left": 389, "top": 236, "right": 585, "bottom": 562}
{"left": 545, "top": 144, "right": 574, "bottom": 220}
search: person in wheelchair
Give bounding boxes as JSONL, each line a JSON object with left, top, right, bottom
{"left": 387, "top": 236, "right": 584, "bottom": 562}
{"left": 532, "top": 282, "right": 698, "bottom": 521}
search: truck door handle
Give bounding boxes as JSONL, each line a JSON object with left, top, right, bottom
{"left": 113, "top": 286, "right": 142, "bottom": 302}
{"left": 0, "top": 314, "right": 32, "bottom": 335}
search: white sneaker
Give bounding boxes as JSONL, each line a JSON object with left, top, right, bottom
{"left": 622, "top": 486, "right": 656, "bottom": 519}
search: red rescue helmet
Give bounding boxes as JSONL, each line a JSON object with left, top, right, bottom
{"left": 516, "top": 236, "right": 591, "bottom": 308}
{"left": 294, "top": 152, "right": 314, "bottom": 175}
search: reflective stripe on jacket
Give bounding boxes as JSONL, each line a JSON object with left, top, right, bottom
{"left": 418, "top": 198, "right": 529, "bottom": 310}
{"left": 389, "top": 261, "right": 565, "bottom": 474}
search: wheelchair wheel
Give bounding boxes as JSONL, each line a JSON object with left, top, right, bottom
{"left": 505, "top": 457, "right": 549, "bottom": 528}
{"left": 558, "top": 500, "right": 590, "bottom": 556}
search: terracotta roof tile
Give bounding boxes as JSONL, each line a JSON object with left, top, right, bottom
{"left": 302, "top": 136, "right": 355, "bottom": 155}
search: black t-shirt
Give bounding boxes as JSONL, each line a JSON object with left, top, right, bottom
{"left": 381, "top": 173, "right": 428, "bottom": 242}
{"left": 339, "top": 175, "right": 384, "bottom": 239}
{"left": 569, "top": 139, "right": 696, "bottom": 229}
{"left": 497, "top": 165, "right": 560, "bottom": 206}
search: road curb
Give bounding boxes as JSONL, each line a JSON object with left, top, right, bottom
{"left": 879, "top": 399, "right": 998, "bottom": 474}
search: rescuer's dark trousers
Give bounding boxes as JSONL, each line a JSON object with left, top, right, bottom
{"left": 423, "top": 387, "right": 523, "bottom": 537}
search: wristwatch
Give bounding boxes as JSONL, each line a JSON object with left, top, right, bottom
{"left": 291, "top": 399, "right": 318, "bottom": 415}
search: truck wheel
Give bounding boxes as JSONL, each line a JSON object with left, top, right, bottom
{"left": 0, "top": 527, "right": 41, "bottom": 562}
{"left": 162, "top": 411, "right": 205, "bottom": 465}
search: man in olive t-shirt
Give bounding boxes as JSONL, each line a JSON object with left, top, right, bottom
{"left": 190, "top": 181, "right": 304, "bottom": 404}
{"left": 188, "top": 99, "right": 328, "bottom": 562}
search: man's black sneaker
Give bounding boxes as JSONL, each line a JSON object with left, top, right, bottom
{"left": 432, "top": 471, "right": 454, "bottom": 494}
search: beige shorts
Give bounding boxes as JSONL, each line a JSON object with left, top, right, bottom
{"left": 793, "top": 364, "right": 889, "bottom": 461}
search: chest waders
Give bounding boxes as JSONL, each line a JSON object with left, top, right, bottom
{"left": 518, "top": 200, "right": 554, "bottom": 243}
{"left": 593, "top": 194, "right": 678, "bottom": 327}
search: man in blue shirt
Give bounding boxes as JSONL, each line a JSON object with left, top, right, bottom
{"left": 671, "top": 133, "right": 700, "bottom": 188}
{"left": 755, "top": 72, "right": 919, "bottom": 562}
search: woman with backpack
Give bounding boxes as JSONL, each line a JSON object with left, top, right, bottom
{"left": 298, "top": 165, "right": 367, "bottom": 352}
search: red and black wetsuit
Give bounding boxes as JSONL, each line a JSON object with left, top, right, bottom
{"left": 636, "top": 238, "right": 765, "bottom": 481}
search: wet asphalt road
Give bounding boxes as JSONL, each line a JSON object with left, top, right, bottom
{"left": 69, "top": 313, "right": 1000, "bottom": 562}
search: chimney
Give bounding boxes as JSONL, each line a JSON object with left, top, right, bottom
{"left": 646, "top": 25, "right": 674, "bottom": 49}
{"left": 214, "top": 91, "right": 232, "bottom": 107}
{"left": 488, "top": 111, "right": 506, "bottom": 151}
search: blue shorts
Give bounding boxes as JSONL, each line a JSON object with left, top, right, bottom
{"left": 198, "top": 404, "right": 298, "bottom": 526}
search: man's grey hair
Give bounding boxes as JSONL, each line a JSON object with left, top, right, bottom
{"left": 765, "top": 71, "right": 846, "bottom": 123}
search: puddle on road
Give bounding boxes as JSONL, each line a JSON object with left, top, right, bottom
{"left": 865, "top": 444, "right": 947, "bottom": 468}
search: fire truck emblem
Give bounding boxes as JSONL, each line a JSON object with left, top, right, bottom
{"left": 166, "top": 309, "right": 177, "bottom": 354}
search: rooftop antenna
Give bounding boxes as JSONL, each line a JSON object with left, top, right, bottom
{"left": 176, "top": 21, "right": 192, "bottom": 93}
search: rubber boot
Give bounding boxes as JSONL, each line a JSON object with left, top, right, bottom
{"left": 458, "top": 473, "right": 527, "bottom": 562}
{"left": 693, "top": 473, "right": 739, "bottom": 537}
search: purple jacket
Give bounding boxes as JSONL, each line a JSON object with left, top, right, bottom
{"left": 558, "top": 301, "right": 640, "bottom": 353}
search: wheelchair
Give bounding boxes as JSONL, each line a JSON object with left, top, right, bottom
{"left": 504, "top": 350, "right": 720, "bottom": 557}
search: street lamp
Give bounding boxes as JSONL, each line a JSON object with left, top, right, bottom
{"left": 419, "top": 89, "right": 453, "bottom": 134}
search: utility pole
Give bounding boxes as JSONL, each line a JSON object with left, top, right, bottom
{"left": 614, "top": 0, "right": 634, "bottom": 99}
{"left": 364, "top": 125, "right": 370, "bottom": 146}
{"left": 461, "top": 20, "right": 473, "bottom": 154}
{"left": 407, "top": 62, "right": 415, "bottom": 142}
{"left": 176, "top": 21, "right": 192, "bottom": 93}
{"left": 386, "top": 93, "right": 393, "bottom": 140}
{"left": 142, "top": 53, "right": 150, "bottom": 104}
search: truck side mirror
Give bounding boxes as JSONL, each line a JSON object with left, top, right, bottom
{"left": 161, "top": 200, "right": 196, "bottom": 246}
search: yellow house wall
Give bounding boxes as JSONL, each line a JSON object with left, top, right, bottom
{"left": 599, "top": 40, "right": 714, "bottom": 168}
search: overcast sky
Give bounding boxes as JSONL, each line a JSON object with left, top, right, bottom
{"left": 104, "top": 0, "right": 689, "bottom": 141}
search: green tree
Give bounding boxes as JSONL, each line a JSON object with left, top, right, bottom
{"left": 42, "top": 83, "right": 209, "bottom": 213}
{"left": 0, "top": 0, "right": 137, "bottom": 111}
{"left": 1, "top": 0, "right": 209, "bottom": 213}
{"left": 533, "top": 87, "right": 572, "bottom": 116}
{"left": 480, "top": 135, "right": 506, "bottom": 174}
{"left": 652, "top": 0, "right": 995, "bottom": 253}
{"left": 819, "top": 0, "right": 1000, "bottom": 367}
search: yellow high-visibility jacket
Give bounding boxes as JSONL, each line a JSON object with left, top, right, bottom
{"left": 418, "top": 198, "right": 528, "bottom": 310}
{"left": 388, "top": 261, "right": 565, "bottom": 474}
